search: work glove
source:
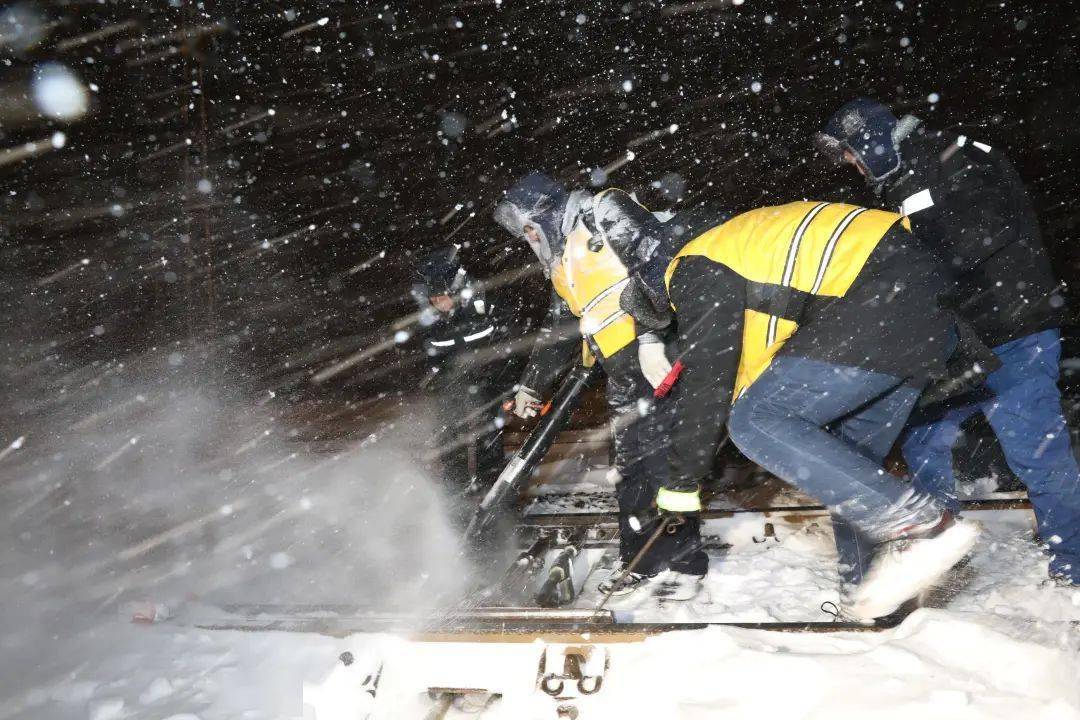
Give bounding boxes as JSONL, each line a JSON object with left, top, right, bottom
{"left": 627, "top": 487, "right": 700, "bottom": 536}
{"left": 511, "top": 386, "right": 543, "bottom": 419}
{"left": 918, "top": 317, "right": 1002, "bottom": 410}
{"left": 656, "top": 486, "right": 702, "bottom": 514}
{"left": 637, "top": 334, "right": 673, "bottom": 390}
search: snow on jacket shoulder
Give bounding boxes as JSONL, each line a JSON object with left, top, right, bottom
{"left": 591, "top": 188, "right": 669, "bottom": 270}
{"left": 885, "top": 129, "right": 1067, "bottom": 347}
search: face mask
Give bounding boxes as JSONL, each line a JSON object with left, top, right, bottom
{"left": 525, "top": 225, "right": 556, "bottom": 268}
{"left": 494, "top": 172, "right": 571, "bottom": 274}
{"left": 494, "top": 199, "right": 560, "bottom": 275}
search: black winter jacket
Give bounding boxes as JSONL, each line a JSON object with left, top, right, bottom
{"left": 664, "top": 227, "right": 953, "bottom": 489}
{"left": 420, "top": 282, "right": 513, "bottom": 377}
{"left": 884, "top": 128, "right": 1068, "bottom": 347}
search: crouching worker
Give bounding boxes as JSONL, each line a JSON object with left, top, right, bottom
{"left": 638, "top": 201, "right": 982, "bottom": 620}
{"left": 494, "top": 172, "right": 707, "bottom": 600}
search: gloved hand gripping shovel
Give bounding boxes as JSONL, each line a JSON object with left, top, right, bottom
{"left": 464, "top": 364, "right": 599, "bottom": 544}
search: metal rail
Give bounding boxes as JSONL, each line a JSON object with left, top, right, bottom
{"left": 521, "top": 496, "right": 1033, "bottom": 528}
{"left": 187, "top": 497, "right": 1042, "bottom": 639}
{"left": 195, "top": 605, "right": 901, "bottom": 636}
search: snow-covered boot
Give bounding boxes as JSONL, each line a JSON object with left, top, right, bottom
{"left": 1043, "top": 573, "right": 1079, "bottom": 589}
{"left": 597, "top": 564, "right": 651, "bottom": 598}
{"left": 651, "top": 569, "right": 705, "bottom": 602}
{"left": 848, "top": 513, "right": 981, "bottom": 621}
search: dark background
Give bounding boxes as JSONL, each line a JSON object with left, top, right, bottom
{"left": 1, "top": 0, "right": 1077, "bottom": 433}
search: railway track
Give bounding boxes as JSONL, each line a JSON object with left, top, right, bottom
{"left": 192, "top": 605, "right": 907, "bottom": 636}
{"left": 184, "top": 496, "right": 1038, "bottom": 638}
{"left": 519, "top": 495, "right": 1032, "bottom": 528}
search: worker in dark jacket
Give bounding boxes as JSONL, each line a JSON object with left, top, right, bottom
{"left": 413, "top": 246, "right": 516, "bottom": 512}
{"left": 626, "top": 200, "right": 981, "bottom": 619}
{"left": 494, "top": 173, "right": 706, "bottom": 600}
{"left": 816, "top": 98, "right": 1080, "bottom": 585}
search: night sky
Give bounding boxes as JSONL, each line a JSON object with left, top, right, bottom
{"left": 2, "top": 0, "right": 1077, "bottom": 426}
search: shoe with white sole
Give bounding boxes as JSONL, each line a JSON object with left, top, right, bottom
{"left": 1043, "top": 573, "right": 1079, "bottom": 589}
{"left": 848, "top": 513, "right": 981, "bottom": 621}
{"left": 651, "top": 569, "right": 706, "bottom": 602}
{"left": 597, "top": 564, "right": 651, "bottom": 597}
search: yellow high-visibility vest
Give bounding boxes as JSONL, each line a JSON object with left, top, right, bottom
{"left": 664, "top": 201, "right": 908, "bottom": 397}
{"left": 550, "top": 190, "right": 638, "bottom": 361}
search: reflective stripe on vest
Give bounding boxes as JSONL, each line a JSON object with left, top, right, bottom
{"left": 767, "top": 201, "right": 829, "bottom": 345}
{"left": 463, "top": 326, "right": 494, "bottom": 342}
{"left": 664, "top": 201, "right": 903, "bottom": 398}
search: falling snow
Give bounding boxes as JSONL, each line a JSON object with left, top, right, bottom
{"left": 0, "top": 2, "right": 1077, "bottom": 719}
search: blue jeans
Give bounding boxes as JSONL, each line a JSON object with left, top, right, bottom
{"left": 902, "top": 328, "right": 1080, "bottom": 582}
{"left": 728, "top": 358, "right": 940, "bottom": 582}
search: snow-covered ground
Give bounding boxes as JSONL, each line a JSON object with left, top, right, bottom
{"left": 3, "top": 390, "right": 1078, "bottom": 720}
{"left": 8, "top": 504, "right": 1078, "bottom": 720}
{"left": 12, "top": 604, "right": 1079, "bottom": 720}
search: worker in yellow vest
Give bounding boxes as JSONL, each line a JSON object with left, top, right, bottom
{"left": 494, "top": 172, "right": 706, "bottom": 600}
{"left": 630, "top": 200, "right": 982, "bottom": 619}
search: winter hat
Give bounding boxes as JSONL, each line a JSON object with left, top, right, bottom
{"left": 416, "top": 245, "right": 465, "bottom": 295}
{"left": 815, "top": 98, "right": 914, "bottom": 184}
{"left": 493, "top": 172, "right": 569, "bottom": 275}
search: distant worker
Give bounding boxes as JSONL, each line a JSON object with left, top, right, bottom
{"left": 413, "top": 246, "right": 515, "bottom": 516}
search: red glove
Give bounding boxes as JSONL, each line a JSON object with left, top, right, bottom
{"left": 653, "top": 360, "right": 684, "bottom": 398}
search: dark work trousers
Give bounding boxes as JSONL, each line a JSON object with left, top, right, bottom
{"left": 903, "top": 328, "right": 1080, "bottom": 583}
{"left": 601, "top": 347, "right": 709, "bottom": 576}
{"left": 428, "top": 357, "right": 513, "bottom": 524}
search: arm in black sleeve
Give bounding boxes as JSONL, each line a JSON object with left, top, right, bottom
{"left": 416, "top": 312, "right": 454, "bottom": 363}
{"left": 898, "top": 151, "right": 1018, "bottom": 276}
{"left": 519, "top": 288, "right": 581, "bottom": 396}
{"left": 665, "top": 257, "right": 745, "bottom": 492}
{"left": 479, "top": 286, "right": 514, "bottom": 343}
